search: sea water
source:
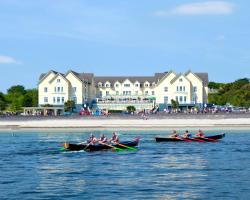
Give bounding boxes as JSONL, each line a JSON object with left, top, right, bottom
{"left": 0, "top": 129, "right": 250, "bottom": 200}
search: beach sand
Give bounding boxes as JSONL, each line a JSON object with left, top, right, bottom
{"left": 0, "top": 117, "right": 250, "bottom": 130}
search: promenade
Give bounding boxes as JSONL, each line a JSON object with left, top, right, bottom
{"left": 0, "top": 113, "right": 250, "bottom": 130}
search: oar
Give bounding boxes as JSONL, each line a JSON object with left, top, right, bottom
{"left": 179, "top": 137, "right": 192, "bottom": 142}
{"left": 190, "top": 138, "right": 205, "bottom": 142}
{"left": 114, "top": 142, "right": 137, "bottom": 150}
{"left": 199, "top": 137, "right": 218, "bottom": 142}
{"left": 98, "top": 141, "right": 123, "bottom": 151}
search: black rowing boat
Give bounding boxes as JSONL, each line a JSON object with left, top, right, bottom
{"left": 155, "top": 133, "right": 225, "bottom": 142}
{"left": 63, "top": 138, "right": 140, "bottom": 151}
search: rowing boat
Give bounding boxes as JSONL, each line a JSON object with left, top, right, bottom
{"left": 155, "top": 133, "right": 225, "bottom": 142}
{"left": 63, "top": 138, "right": 140, "bottom": 151}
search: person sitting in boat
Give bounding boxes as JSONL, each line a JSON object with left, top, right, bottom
{"left": 87, "top": 134, "right": 98, "bottom": 145}
{"left": 110, "top": 132, "right": 119, "bottom": 143}
{"left": 183, "top": 130, "right": 192, "bottom": 138}
{"left": 99, "top": 134, "right": 108, "bottom": 143}
{"left": 170, "top": 130, "right": 179, "bottom": 138}
{"left": 195, "top": 129, "right": 205, "bottom": 137}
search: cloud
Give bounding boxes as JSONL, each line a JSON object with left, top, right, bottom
{"left": 0, "top": 55, "right": 20, "bottom": 64}
{"left": 154, "top": 1, "right": 234, "bottom": 16}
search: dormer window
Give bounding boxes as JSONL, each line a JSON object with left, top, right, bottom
{"left": 135, "top": 84, "right": 139, "bottom": 87}
{"left": 144, "top": 84, "right": 149, "bottom": 87}
{"left": 105, "top": 84, "right": 110, "bottom": 87}
{"left": 57, "top": 79, "right": 60, "bottom": 83}
{"left": 124, "top": 84, "right": 130, "bottom": 87}
{"left": 179, "top": 78, "right": 183, "bottom": 82}
{"left": 98, "top": 83, "right": 102, "bottom": 87}
{"left": 115, "top": 84, "right": 119, "bottom": 87}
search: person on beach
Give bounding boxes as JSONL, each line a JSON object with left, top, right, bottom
{"left": 109, "top": 132, "right": 119, "bottom": 143}
{"left": 195, "top": 129, "right": 205, "bottom": 137}
{"left": 87, "top": 134, "right": 98, "bottom": 145}
{"left": 170, "top": 130, "right": 179, "bottom": 138}
{"left": 99, "top": 134, "right": 108, "bottom": 143}
{"left": 183, "top": 130, "right": 192, "bottom": 138}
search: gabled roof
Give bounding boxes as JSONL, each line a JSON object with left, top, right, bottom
{"left": 185, "top": 70, "right": 208, "bottom": 86}
{"left": 39, "top": 70, "right": 58, "bottom": 83}
{"left": 170, "top": 73, "right": 191, "bottom": 84}
{"left": 65, "top": 70, "right": 93, "bottom": 84}
{"left": 49, "top": 73, "right": 69, "bottom": 84}
{"left": 94, "top": 76, "right": 157, "bottom": 87}
{"left": 156, "top": 70, "right": 176, "bottom": 85}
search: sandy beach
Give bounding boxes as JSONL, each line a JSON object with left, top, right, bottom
{"left": 0, "top": 114, "right": 250, "bottom": 130}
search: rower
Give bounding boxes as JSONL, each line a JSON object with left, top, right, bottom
{"left": 183, "top": 130, "right": 192, "bottom": 138}
{"left": 170, "top": 130, "right": 179, "bottom": 138}
{"left": 87, "top": 133, "right": 98, "bottom": 145}
{"left": 110, "top": 132, "right": 119, "bottom": 143}
{"left": 99, "top": 134, "right": 108, "bottom": 143}
{"left": 195, "top": 129, "right": 205, "bottom": 137}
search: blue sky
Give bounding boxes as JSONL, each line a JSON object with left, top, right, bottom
{"left": 0, "top": 0, "right": 250, "bottom": 92}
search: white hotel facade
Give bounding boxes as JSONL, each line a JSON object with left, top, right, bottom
{"left": 38, "top": 70, "right": 208, "bottom": 112}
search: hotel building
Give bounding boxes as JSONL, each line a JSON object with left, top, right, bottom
{"left": 38, "top": 70, "right": 208, "bottom": 112}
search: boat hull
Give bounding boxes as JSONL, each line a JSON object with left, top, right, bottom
{"left": 64, "top": 139, "right": 140, "bottom": 151}
{"left": 155, "top": 133, "right": 225, "bottom": 142}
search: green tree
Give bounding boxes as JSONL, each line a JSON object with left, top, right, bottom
{"left": 6, "top": 85, "right": 26, "bottom": 112}
{"left": 7, "top": 85, "right": 26, "bottom": 95}
{"left": 208, "top": 78, "right": 250, "bottom": 107}
{"left": 171, "top": 99, "right": 179, "bottom": 109}
{"left": 126, "top": 105, "right": 136, "bottom": 113}
{"left": 23, "top": 89, "right": 38, "bottom": 107}
{"left": 64, "top": 100, "right": 75, "bottom": 112}
{"left": 0, "top": 92, "right": 7, "bottom": 111}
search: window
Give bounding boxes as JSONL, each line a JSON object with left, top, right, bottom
{"left": 73, "top": 96, "right": 77, "bottom": 103}
{"left": 62, "top": 97, "right": 64, "bottom": 103}
{"left": 106, "top": 91, "right": 109, "bottom": 96}
{"left": 180, "top": 86, "right": 182, "bottom": 92}
{"left": 179, "top": 78, "right": 183, "bottom": 82}
{"left": 176, "top": 86, "right": 179, "bottom": 91}
{"left": 57, "top": 87, "right": 60, "bottom": 92}
{"left": 61, "top": 87, "right": 63, "bottom": 92}
{"left": 124, "top": 84, "right": 130, "bottom": 87}
{"left": 115, "top": 84, "right": 119, "bottom": 87}
{"left": 44, "top": 87, "right": 48, "bottom": 92}
{"left": 192, "top": 96, "right": 197, "bottom": 103}
{"left": 98, "top": 83, "right": 102, "bottom": 88}
{"left": 54, "top": 87, "right": 56, "bottom": 92}
{"left": 144, "top": 84, "right": 149, "bottom": 87}
{"left": 164, "top": 96, "right": 168, "bottom": 104}
{"left": 99, "top": 91, "right": 102, "bottom": 97}
{"left": 183, "top": 86, "right": 185, "bottom": 92}
{"left": 145, "top": 91, "right": 148, "bottom": 95}
{"left": 57, "top": 79, "right": 60, "bottom": 83}
{"left": 164, "top": 87, "right": 168, "bottom": 92}
{"left": 175, "top": 96, "right": 178, "bottom": 101}
{"left": 193, "top": 86, "right": 197, "bottom": 92}
{"left": 73, "top": 87, "right": 77, "bottom": 92}
{"left": 53, "top": 97, "right": 56, "bottom": 103}
{"left": 152, "top": 91, "right": 155, "bottom": 95}
{"left": 44, "top": 97, "right": 48, "bottom": 103}
{"left": 105, "top": 84, "right": 109, "bottom": 87}
{"left": 116, "top": 91, "right": 119, "bottom": 95}
{"left": 180, "top": 96, "right": 183, "bottom": 102}
{"left": 184, "top": 96, "right": 187, "bottom": 102}
{"left": 57, "top": 97, "right": 60, "bottom": 103}
{"left": 135, "top": 84, "right": 139, "bottom": 87}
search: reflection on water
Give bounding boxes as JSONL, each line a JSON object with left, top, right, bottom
{"left": 1, "top": 130, "right": 250, "bottom": 199}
